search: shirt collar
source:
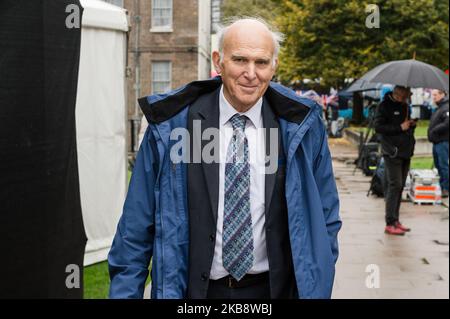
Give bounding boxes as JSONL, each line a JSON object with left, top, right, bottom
{"left": 219, "top": 85, "right": 263, "bottom": 129}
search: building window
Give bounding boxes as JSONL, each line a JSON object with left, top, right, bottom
{"left": 152, "top": 62, "right": 172, "bottom": 94}
{"left": 151, "top": 0, "right": 173, "bottom": 31}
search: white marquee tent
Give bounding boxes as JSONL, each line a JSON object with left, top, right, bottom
{"left": 76, "top": 0, "right": 129, "bottom": 266}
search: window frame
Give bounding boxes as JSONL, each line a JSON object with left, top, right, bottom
{"left": 151, "top": 61, "right": 172, "bottom": 95}
{"left": 150, "top": 0, "right": 173, "bottom": 32}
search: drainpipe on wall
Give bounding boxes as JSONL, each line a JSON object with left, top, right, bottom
{"left": 131, "top": 0, "right": 141, "bottom": 154}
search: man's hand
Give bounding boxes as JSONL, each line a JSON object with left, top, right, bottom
{"left": 400, "top": 120, "right": 413, "bottom": 131}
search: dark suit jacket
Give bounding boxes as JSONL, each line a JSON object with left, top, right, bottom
{"left": 187, "top": 88, "right": 298, "bottom": 299}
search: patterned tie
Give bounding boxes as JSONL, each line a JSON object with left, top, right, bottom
{"left": 222, "top": 114, "right": 254, "bottom": 281}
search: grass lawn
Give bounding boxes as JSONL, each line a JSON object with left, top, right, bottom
{"left": 84, "top": 261, "right": 109, "bottom": 299}
{"left": 349, "top": 120, "right": 429, "bottom": 138}
{"left": 84, "top": 260, "right": 152, "bottom": 299}
{"left": 413, "top": 119, "right": 429, "bottom": 138}
{"left": 411, "top": 157, "right": 434, "bottom": 170}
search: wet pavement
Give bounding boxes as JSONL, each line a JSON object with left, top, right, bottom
{"left": 329, "top": 138, "right": 449, "bottom": 299}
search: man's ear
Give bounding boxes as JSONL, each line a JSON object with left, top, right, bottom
{"left": 212, "top": 51, "right": 222, "bottom": 74}
{"left": 273, "top": 58, "right": 279, "bottom": 71}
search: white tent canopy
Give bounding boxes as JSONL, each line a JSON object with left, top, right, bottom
{"left": 76, "top": 0, "right": 129, "bottom": 266}
{"left": 81, "top": 0, "right": 128, "bottom": 31}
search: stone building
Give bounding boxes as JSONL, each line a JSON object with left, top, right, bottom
{"left": 104, "top": 0, "right": 212, "bottom": 152}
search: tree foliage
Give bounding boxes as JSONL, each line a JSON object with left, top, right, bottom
{"left": 221, "top": 0, "right": 449, "bottom": 89}
{"left": 277, "top": 0, "right": 449, "bottom": 87}
{"left": 221, "top": 0, "right": 280, "bottom": 23}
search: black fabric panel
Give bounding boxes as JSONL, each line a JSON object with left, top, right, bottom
{"left": 0, "top": 0, "right": 86, "bottom": 298}
{"left": 139, "top": 77, "right": 310, "bottom": 125}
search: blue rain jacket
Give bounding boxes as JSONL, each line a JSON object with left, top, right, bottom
{"left": 108, "top": 78, "right": 341, "bottom": 299}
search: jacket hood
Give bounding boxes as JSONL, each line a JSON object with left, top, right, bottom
{"left": 383, "top": 91, "right": 396, "bottom": 103}
{"left": 382, "top": 91, "right": 408, "bottom": 107}
{"left": 383, "top": 91, "right": 392, "bottom": 101}
{"left": 138, "top": 76, "right": 319, "bottom": 125}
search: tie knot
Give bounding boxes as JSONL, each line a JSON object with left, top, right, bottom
{"left": 229, "top": 114, "right": 247, "bottom": 131}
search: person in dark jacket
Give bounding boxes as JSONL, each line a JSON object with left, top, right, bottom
{"left": 374, "top": 86, "right": 416, "bottom": 236}
{"left": 429, "top": 90, "right": 449, "bottom": 197}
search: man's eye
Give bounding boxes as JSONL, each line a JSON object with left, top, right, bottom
{"left": 256, "top": 60, "right": 269, "bottom": 65}
{"left": 234, "top": 58, "right": 245, "bottom": 63}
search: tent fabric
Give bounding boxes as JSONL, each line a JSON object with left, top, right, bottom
{"left": 0, "top": 0, "right": 86, "bottom": 298}
{"left": 80, "top": 0, "right": 129, "bottom": 31}
{"left": 77, "top": 0, "right": 128, "bottom": 266}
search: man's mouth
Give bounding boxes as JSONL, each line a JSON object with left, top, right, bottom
{"left": 238, "top": 84, "right": 259, "bottom": 92}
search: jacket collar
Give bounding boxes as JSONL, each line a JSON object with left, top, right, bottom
{"left": 139, "top": 77, "right": 321, "bottom": 163}
{"left": 437, "top": 97, "right": 449, "bottom": 108}
{"left": 138, "top": 76, "right": 313, "bottom": 126}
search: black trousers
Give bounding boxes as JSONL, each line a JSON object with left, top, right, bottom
{"left": 206, "top": 274, "right": 271, "bottom": 299}
{"left": 384, "top": 156, "right": 410, "bottom": 226}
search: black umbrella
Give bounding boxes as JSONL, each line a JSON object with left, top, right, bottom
{"left": 345, "top": 79, "right": 384, "bottom": 92}
{"left": 357, "top": 59, "right": 449, "bottom": 92}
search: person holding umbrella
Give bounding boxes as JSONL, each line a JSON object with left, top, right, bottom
{"left": 428, "top": 90, "right": 449, "bottom": 198}
{"left": 374, "top": 86, "right": 416, "bottom": 236}
{"left": 355, "top": 58, "right": 448, "bottom": 235}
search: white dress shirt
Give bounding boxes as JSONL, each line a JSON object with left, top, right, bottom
{"left": 209, "top": 85, "right": 269, "bottom": 280}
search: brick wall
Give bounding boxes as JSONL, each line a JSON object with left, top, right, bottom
{"left": 124, "top": 0, "right": 200, "bottom": 118}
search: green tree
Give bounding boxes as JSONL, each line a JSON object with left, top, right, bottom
{"left": 276, "top": 0, "right": 449, "bottom": 88}
{"left": 221, "top": 0, "right": 279, "bottom": 23}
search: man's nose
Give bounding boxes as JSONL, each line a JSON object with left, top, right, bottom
{"left": 244, "top": 63, "right": 257, "bottom": 80}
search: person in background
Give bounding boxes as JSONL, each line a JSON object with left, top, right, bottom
{"left": 374, "top": 86, "right": 416, "bottom": 236}
{"left": 428, "top": 90, "right": 449, "bottom": 198}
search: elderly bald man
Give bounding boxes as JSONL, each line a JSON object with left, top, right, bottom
{"left": 108, "top": 17, "right": 341, "bottom": 299}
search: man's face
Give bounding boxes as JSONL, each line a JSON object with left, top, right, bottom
{"left": 393, "top": 89, "right": 411, "bottom": 103}
{"left": 212, "top": 23, "right": 277, "bottom": 112}
{"left": 432, "top": 90, "right": 445, "bottom": 104}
